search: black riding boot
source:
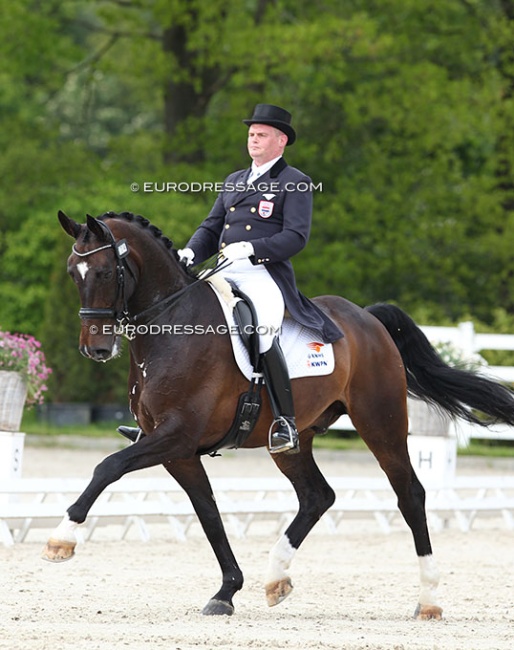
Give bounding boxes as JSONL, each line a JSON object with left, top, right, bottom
{"left": 261, "top": 339, "right": 299, "bottom": 454}
{"left": 117, "top": 426, "right": 145, "bottom": 443}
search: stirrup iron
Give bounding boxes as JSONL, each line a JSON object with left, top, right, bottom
{"left": 268, "top": 416, "right": 299, "bottom": 454}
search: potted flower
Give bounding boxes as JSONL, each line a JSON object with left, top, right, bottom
{"left": 0, "top": 330, "right": 52, "bottom": 431}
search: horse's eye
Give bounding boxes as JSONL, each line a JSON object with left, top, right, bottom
{"left": 97, "top": 269, "right": 113, "bottom": 280}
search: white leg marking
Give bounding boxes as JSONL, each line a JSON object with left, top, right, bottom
{"left": 266, "top": 535, "right": 296, "bottom": 585}
{"left": 418, "top": 555, "right": 440, "bottom": 607}
{"left": 51, "top": 514, "right": 79, "bottom": 544}
{"left": 76, "top": 261, "right": 89, "bottom": 280}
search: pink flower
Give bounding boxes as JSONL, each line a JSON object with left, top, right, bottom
{"left": 0, "top": 330, "right": 52, "bottom": 406}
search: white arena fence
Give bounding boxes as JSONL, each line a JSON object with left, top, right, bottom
{"left": 332, "top": 321, "right": 514, "bottom": 446}
{"left": 1, "top": 474, "right": 513, "bottom": 546}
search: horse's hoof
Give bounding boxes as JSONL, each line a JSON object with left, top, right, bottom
{"left": 202, "top": 598, "right": 234, "bottom": 616}
{"left": 41, "top": 539, "right": 76, "bottom": 563}
{"left": 265, "top": 577, "right": 293, "bottom": 607}
{"left": 414, "top": 603, "right": 443, "bottom": 620}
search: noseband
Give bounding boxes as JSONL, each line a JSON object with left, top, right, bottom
{"left": 72, "top": 221, "right": 135, "bottom": 326}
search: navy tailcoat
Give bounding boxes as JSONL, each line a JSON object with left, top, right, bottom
{"left": 187, "top": 158, "right": 343, "bottom": 343}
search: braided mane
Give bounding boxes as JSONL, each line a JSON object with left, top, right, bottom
{"left": 97, "top": 211, "right": 176, "bottom": 255}
{"left": 96, "top": 210, "right": 200, "bottom": 280}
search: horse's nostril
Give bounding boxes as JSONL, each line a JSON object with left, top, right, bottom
{"left": 93, "top": 348, "right": 112, "bottom": 362}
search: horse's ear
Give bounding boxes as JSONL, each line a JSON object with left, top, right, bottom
{"left": 58, "top": 210, "right": 82, "bottom": 239}
{"left": 86, "top": 214, "right": 109, "bottom": 242}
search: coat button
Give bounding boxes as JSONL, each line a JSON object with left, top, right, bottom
{"left": 250, "top": 207, "right": 256, "bottom": 213}
{"left": 229, "top": 206, "right": 236, "bottom": 212}
{"left": 220, "top": 242, "right": 226, "bottom": 249}
{"left": 245, "top": 225, "right": 252, "bottom": 231}
{"left": 225, "top": 224, "right": 230, "bottom": 229}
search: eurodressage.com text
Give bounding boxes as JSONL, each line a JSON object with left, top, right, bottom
{"left": 130, "top": 181, "right": 323, "bottom": 194}
{"left": 95, "top": 324, "right": 282, "bottom": 337}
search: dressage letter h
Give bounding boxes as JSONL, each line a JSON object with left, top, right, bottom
{"left": 417, "top": 450, "right": 433, "bottom": 469}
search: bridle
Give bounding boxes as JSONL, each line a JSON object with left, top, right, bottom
{"left": 72, "top": 219, "right": 231, "bottom": 332}
{"left": 72, "top": 220, "right": 136, "bottom": 327}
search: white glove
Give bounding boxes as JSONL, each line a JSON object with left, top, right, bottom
{"left": 177, "top": 248, "right": 195, "bottom": 266}
{"left": 220, "top": 241, "right": 254, "bottom": 262}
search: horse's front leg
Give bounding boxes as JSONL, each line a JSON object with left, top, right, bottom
{"left": 163, "top": 457, "right": 244, "bottom": 616}
{"left": 265, "top": 440, "right": 335, "bottom": 607}
{"left": 41, "top": 428, "right": 190, "bottom": 562}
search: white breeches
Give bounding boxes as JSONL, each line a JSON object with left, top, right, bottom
{"left": 222, "top": 259, "right": 284, "bottom": 353}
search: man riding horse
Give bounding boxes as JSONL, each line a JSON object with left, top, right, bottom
{"left": 178, "top": 104, "right": 343, "bottom": 453}
{"left": 119, "top": 103, "right": 343, "bottom": 453}
{"left": 53, "top": 178, "right": 514, "bottom": 617}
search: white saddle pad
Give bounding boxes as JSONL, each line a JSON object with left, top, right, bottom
{"left": 208, "top": 282, "right": 335, "bottom": 381}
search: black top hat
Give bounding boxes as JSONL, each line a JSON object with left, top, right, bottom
{"left": 243, "top": 104, "right": 296, "bottom": 146}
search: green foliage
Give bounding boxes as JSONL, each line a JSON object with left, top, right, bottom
{"left": 0, "top": 211, "right": 63, "bottom": 333}
{"left": 2, "top": 0, "right": 514, "bottom": 406}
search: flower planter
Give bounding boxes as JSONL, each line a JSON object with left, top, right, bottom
{"left": 408, "top": 397, "right": 450, "bottom": 437}
{"left": 0, "top": 371, "right": 28, "bottom": 432}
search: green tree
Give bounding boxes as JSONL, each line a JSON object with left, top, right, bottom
{"left": 2, "top": 0, "right": 514, "bottom": 407}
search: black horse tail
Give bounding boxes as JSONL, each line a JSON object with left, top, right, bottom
{"left": 366, "top": 302, "right": 514, "bottom": 427}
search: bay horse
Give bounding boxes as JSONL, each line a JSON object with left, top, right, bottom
{"left": 44, "top": 210, "right": 514, "bottom": 620}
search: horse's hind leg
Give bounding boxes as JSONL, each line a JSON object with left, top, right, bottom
{"left": 359, "top": 414, "right": 443, "bottom": 620}
{"left": 386, "top": 456, "right": 442, "bottom": 620}
{"left": 265, "top": 437, "right": 335, "bottom": 607}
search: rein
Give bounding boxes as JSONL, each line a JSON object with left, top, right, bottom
{"left": 130, "top": 257, "right": 231, "bottom": 325}
{"left": 73, "top": 221, "right": 230, "bottom": 331}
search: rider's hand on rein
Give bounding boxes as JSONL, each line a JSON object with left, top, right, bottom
{"left": 219, "top": 241, "right": 254, "bottom": 262}
{"left": 177, "top": 248, "right": 195, "bottom": 266}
